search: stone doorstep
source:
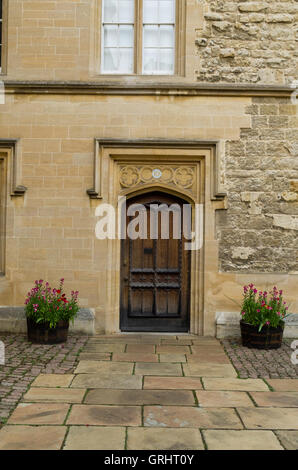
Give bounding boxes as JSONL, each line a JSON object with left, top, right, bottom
{"left": 216, "top": 312, "right": 298, "bottom": 339}
{"left": 0, "top": 307, "right": 95, "bottom": 335}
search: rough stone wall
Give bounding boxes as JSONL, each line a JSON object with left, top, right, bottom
{"left": 218, "top": 97, "right": 298, "bottom": 272}
{"left": 196, "top": 1, "right": 298, "bottom": 84}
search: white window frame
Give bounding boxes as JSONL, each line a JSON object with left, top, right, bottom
{"left": 99, "top": 0, "right": 185, "bottom": 77}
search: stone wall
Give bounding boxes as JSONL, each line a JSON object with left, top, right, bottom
{"left": 218, "top": 97, "right": 298, "bottom": 272}
{"left": 4, "top": 1, "right": 297, "bottom": 85}
{"left": 196, "top": 1, "right": 298, "bottom": 84}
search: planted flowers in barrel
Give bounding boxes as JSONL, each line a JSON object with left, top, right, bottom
{"left": 240, "top": 284, "right": 290, "bottom": 349}
{"left": 25, "top": 278, "right": 80, "bottom": 344}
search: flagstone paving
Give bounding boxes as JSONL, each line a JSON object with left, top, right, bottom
{"left": 0, "top": 333, "right": 298, "bottom": 450}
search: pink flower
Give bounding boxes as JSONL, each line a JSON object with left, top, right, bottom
{"left": 257, "top": 309, "right": 260, "bottom": 313}
{"left": 266, "top": 321, "right": 270, "bottom": 325}
{"left": 241, "top": 311, "right": 246, "bottom": 316}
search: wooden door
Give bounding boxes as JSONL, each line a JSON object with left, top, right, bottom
{"left": 120, "top": 192, "right": 191, "bottom": 332}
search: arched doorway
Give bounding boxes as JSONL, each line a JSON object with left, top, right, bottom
{"left": 120, "top": 191, "right": 191, "bottom": 332}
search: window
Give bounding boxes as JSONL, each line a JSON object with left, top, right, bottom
{"left": 101, "top": 0, "right": 180, "bottom": 75}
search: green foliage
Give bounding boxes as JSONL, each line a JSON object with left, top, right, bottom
{"left": 240, "top": 284, "right": 290, "bottom": 332}
{"left": 24, "top": 278, "right": 80, "bottom": 329}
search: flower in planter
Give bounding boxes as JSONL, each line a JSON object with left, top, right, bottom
{"left": 25, "top": 278, "right": 80, "bottom": 328}
{"left": 240, "top": 284, "right": 291, "bottom": 332}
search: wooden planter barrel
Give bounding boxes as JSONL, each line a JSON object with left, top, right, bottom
{"left": 240, "top": 320, "right": 284, "bottom": 349}
{"left": 27, "top": 318, "right": 69, "bottom": 344}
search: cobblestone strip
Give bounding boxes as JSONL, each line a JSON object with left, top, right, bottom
{"left": 0, "top": 334, "right": 89, "bottom": 427}
{"left": 221, "top": 338, "right": 298, "bottom": 379}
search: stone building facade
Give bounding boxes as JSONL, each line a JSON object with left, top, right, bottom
{"left": 0, "top": 0, "right": 297, "bottom": 336}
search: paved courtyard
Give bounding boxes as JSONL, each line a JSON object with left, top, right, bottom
{"left": 0, "top": 334, "right": 298, "bottom": 450}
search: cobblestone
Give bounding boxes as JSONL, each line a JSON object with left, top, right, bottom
{"left": 0, "top": 333, "right": 89, "bottom": 427}
{"left": 221, "top": 338, "right": 298, "bottom": 379}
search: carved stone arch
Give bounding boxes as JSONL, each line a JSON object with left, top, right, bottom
{"left": 120, "top": 182, "right": 196, "bottom": 206}
{"left": 90, "top": 139, "right": 226, "bottom": 336}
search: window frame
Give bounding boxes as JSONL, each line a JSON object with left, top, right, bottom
{"left": 98, "top": 0, "right": 186, "bottom": 77}
{"left": 0, "top": 0, "right": 8, "bottom": 75}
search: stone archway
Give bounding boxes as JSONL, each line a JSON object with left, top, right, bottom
{"left": 90, "top": 140, "right": 226, "bottom": 336}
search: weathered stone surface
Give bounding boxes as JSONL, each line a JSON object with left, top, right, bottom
{"left": 31, "top": 374, "right": 74, "bottom": 388}
{"left": 71, "top": 373, "right": 143, "bottom": 389}
{"left": 238, "top": 3, "right": 268, "bottom": 13}
{"left": 83, "top": 343, "right": 126, "bottom": 353}
{"left": 0, "top": 426, "right": 67, "bottom": 450}
{"left": 135, "top": 363, "right": 182, "bottom": 376}
{"left": 156, "top": 345, "right": 190, "bottom": 354}
{"left": 237, "top": 407, "right": 298, "bottom": 429}
{"left": 84, "top": 389, "right": 195, "bottom": 406}
{"left": 144, "top": 406, "right": 242, "bottom": 429}
{"left": 266, "top": 379, "right": 298, "bottom": 392}
{"left": 183, "top": 363, "right": 237, "bottom": 378}
{"left": 67, "top": 405, "right": 142, "bottom": 426}
{"left": 74, "top": 360, "right": 133, "bottom": 374}
{"left": 127, "top": 427, "right": 204, "bottom": 450}
{"left": 274, "top": 431, "right": 298, "bottom": 450}
{"left": 22, "top": 387, "right": 86, "bottom": 404}
{"left": 64, "top": 426, "right": 126, "bottom": 450}
{"left": 159, "top": 354, "right": 186, "bottom": 363}
{"left": 187, "top": 353, "right": 231, "bottom": 364}
{"left": 203, "top": 430, "right": 283, "bottom": 450}
{"left": 250, "top": 392, "right": 298, "bottom": 407}
{"left": 143, "top": 376, "right": 203, "bottom": 390}
{"left": 203, "top": 378, "right": 269, "bottom": 391}
{"left": 126, "top": 344, "right": 156, "bottom": 353}
{"left": 220, "top": 98, "right": 298, "bottom": 274}
{"left": 196, "top": 390, "right": 254, "bottom": 407}
{"left": 7, "top": 403, "right": 70, "bottom": 425}
{"left": 113, "top": 353, "right": 158, "bottom": 362}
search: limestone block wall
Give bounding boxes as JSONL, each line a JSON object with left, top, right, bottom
{"left": 218, "top": 97, "right": 298, "bottom": 273}
{"left": 197, "top": 1, "right": 298, "bottom": 84}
